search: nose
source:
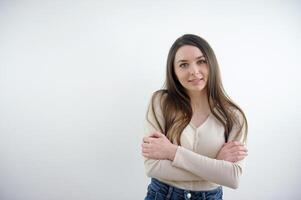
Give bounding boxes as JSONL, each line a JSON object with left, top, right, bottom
{"left": 189, "top": 63, "right": 200, "bottom": 75}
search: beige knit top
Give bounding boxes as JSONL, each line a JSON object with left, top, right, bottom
{"left": 143, "top": 93, "right": 247, "bottom": 190}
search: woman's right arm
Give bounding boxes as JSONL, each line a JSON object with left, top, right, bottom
{"left": 142, "top": 92, "right": 204, "bottom": 181}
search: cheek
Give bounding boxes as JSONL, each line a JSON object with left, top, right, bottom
{"left": 204, "top": 66, "right": 209, "bottom": 77}
{"left": 175, "top": 71, "right": 187, "bottom": 83}
{"left": 174, "top": 69, "right": 182, "bottom": 80}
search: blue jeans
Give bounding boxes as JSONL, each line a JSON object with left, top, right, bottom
{"left": 144, "top": 178, "right": 223, "bottom": 200}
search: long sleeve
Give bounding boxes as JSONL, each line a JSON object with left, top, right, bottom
{"left": 171, "top": 110, "right": 248, "bottom": 189}
{"left": 143, "top": 92, "right": 205, "bottom": 181}
{"left": 171, "top": 147, "right": 242, "bottom": 189}
{"left": 144, "top": 159, "right": 204, "bottom": 181}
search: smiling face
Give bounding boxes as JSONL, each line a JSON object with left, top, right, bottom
{"left": 174, "top": 45, "right": 209, "bottom": 96}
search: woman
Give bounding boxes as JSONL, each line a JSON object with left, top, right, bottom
{"left": 141, "top": 34, "right": 248, "bottom": 200}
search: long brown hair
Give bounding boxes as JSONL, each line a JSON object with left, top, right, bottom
{"left": 147, "top": 34, "right": 248, "bottom": 145}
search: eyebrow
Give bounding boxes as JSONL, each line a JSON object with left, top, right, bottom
{"left": 176, "top": 56, "right": 205, "bottom": 63}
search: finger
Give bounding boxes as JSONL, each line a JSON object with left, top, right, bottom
{"left": 228, "top": 150, "right": 248, "bottom": 158}
{"left": 143, "top": 136, "right": 150, "bottom": 143}
{"left": 230, "top": 152, "right": 248, "bottom": 161}
{"left": 142, "top": 153, "right": 149, "bottom": 158}
{"left": 235, "top": 151, "right": 248, "bottom": 156}
{"left": 141, "top": 143, "right": 150, "bottom": 148}
{"left": 233, "top": 146, "right": 248, "bottom": 153}
{"left": 229, "top": 146, "right": 248, "bottom": 153}
{"left": 225, "top": 141, "right": 244, "bottom": 149}
{"left": 141, "top": 148, "right": 149, "bottom": 154}
{"left": 226, "top": 156, "right": 246, "bottom": 163}
{"left": 149, "top": 131, "right": 163, "bottom": 138}
{"left": 143, "top": 137, "right": 155, "bottom": 144}
{"left": 222, "top": 141, "right": 236, "bottom": 149}
{"left": 234, "top": 155, "right": 247, "bottom": 162}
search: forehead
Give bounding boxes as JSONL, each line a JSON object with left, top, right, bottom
{"left": 174, "top": 45, "right": 204, "bottom": 62}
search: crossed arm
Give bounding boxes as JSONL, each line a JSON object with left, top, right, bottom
{"left": 142, "top": 94, "right": 248, "bottom": 189}
{"left": 141, "top": 131, "right": 248, "bottom": 189}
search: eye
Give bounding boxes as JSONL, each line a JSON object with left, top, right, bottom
{"left": 179, "top": 63, "right": 188, "bottom": 68}
{"left": 197, "top": 59, "right": 207, "bottom": 64}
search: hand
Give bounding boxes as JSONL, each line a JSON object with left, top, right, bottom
{"left": 216, "top": 141, "right": 248, "bottom": 163}
{"left": 141, "top": 131, "right": 178, "bottom": 161}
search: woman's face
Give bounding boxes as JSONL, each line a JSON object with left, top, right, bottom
{"left": 173, "top": 45, "right": 209, "bottom": 95}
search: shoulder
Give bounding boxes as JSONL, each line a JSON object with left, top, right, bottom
{"left": 146, "top": 89, "right": 168, "bottom": 117}
{"left": 145, "top": 90, "right": 167, "bottom": 129}
{"left": 149, "top": 89, "right": 168, "bottom": 108}
{"left": 151, "top": 89, "right": 168, "bottom": 101}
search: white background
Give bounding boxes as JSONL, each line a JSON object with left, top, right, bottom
{"left": 0, "top": 0, "right": 300, "bottom": 199}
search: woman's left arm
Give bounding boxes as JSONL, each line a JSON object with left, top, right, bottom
{"left": 143, "top": 117, "right": 248, "bottom": 189}
{"left": 170, "top": 144, "right": 245, "bottom": 189}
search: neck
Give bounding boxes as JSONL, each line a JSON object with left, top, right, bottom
{"left": 188, "top": 90, "right": 210, "bottom": 114}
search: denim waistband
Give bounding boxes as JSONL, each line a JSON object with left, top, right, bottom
{"left": 148, "top": 178, "right": 223, "bottom": 200}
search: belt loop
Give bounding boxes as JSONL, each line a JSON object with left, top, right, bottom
{"left": 166, "top": 185, "right": 173, "bottom": 200}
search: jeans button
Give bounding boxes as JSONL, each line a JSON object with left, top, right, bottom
{"left": 187, "top": 192, "right": 191, "bottom": 199}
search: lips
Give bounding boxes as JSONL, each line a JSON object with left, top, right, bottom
{"left": 188, "top": 78, "right": 203, "bottom": 82}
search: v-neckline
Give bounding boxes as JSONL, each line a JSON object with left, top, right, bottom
{"left": 189, "top": 112, "right": 212, "bottom": 130}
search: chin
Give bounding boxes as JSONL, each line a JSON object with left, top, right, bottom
{"left": 186, "top": 87, "right": 206, "bottom": 94}
{"left": 192, "top": 85, "right": 206, "bottom": 91}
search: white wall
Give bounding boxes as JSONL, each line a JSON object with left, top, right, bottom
{"left": 0, "top": 0, "right": 300, "bottom": 199}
